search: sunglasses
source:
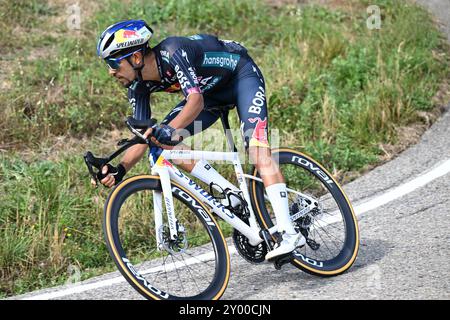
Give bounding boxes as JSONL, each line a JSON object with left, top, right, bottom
{"left": 104, "top": 49, "right": 142, "bottom": 70}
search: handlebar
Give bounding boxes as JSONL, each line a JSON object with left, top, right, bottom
{"left": 84, "top": 117, "right": 182, "bottom": 186}
{"left": 125, "top": 117, "right": 181, "bottom": 147}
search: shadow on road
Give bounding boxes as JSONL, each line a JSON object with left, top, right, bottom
{"left": 225, "top": 238, "right": 393, "bottom": 299}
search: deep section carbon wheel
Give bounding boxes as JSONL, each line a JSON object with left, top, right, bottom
{"left": 249, "top": 149, "right": 359, "bottom": 276}
{"left": 103, "top": 175, "right": 230, "bottom": 299}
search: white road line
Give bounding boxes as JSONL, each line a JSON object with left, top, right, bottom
{"left": 352, "top": 158, "right": 450, "bottom": 215}
{"left": 21, "top": 277, "right": 126, "bottom": 300}
{"left": 19, "top": 158, "right": 450, "bottom": 300}
{"left": 21, "top": 247, "right": 237, "bottom": 300}
{"left": 315, "top": 158, "right": 450, "bottom": 226}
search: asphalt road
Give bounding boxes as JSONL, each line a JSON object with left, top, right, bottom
{"left": 9, "top": 0, "right": 450, "bottom": 300}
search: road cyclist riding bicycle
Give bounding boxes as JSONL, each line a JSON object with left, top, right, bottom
{"left": 96, "top": 19, "right": 306, "bottom": 261}
{"left": 86, "top": 19, "right": 359, "bottom": 299}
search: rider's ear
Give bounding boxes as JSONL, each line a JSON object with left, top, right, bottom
{"left": 132, "top": 51, "right": 143, "bottom": 65}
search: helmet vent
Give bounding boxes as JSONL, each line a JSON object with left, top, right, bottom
{"left": 104, "top": 34, "right": 115, "bottom": 51}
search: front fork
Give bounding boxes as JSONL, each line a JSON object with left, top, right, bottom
{"left": 152, "top": 190, "right": 164, "bottom": 251}
{"left": 152, "top": 166, "right": 179, "bottom": 251}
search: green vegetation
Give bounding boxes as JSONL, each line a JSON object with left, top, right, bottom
{"left": 0, "top": 0, "right": 449, "bottom": 297}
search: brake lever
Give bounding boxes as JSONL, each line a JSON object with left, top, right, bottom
{"left": 84, "top": 151, "right": 109, "bottom": 188}
{"left": 84, "top": 152, "right": 99, "bottom": 187}
{"left": 125, "top": 122, "right": 152, "bottom": 144}
{"left": 125, "top": 117, "right": 183, "bottom": 147}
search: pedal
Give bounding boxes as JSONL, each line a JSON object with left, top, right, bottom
{"left": 272, "top": 253, "right": 292, "bottom": 270}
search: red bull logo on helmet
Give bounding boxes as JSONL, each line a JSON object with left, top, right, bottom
{"left": 115, "top": 29, "right": 140, "bottom": 43}
{"left": 123, "top": 30, "right": 139, "bottom": 38}
{"left": 248, "top": 117, "right": 269, "bottom": 148}
{"left": 115, "top": 26, "right": 151, "bottom": 47}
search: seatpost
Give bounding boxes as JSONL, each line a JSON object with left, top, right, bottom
{"left": 219, "top": 110, "right": 238, "bottom": 153}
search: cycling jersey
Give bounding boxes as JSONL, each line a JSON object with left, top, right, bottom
{"left": 128, "top": 34, "right": 269, "bottom": 148}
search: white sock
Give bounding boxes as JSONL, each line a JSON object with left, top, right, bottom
{"left": 190, "top": 160, "right": 241, "bottom": 207}
{"left": 265, "top": 183, "right": 296, "bottom": 235}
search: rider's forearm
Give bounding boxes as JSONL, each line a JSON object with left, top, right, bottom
{"left": 119, "top": 143, "right": 148, "bottom": 172}
{"left": 168, "top": 93, "right": 204, "bottom": 130}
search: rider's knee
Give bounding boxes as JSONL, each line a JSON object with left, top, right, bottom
{"left": 248, "top": 145, "right": 272, "bottom": 168}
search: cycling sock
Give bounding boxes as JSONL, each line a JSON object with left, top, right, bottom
{"left": 190, "top": 159, "right": 241, "bottom": 207}
{"left": 265, "top": 183, "right": 296, "bottom": 235}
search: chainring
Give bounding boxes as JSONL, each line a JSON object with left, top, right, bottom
{"left": 232, "top": 229, "right": 268, "bottom": 264}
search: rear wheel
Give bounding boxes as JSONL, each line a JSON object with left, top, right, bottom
{"left": 103, "top": 175, "right": 230, "bottom": 299}
{"left": 249, "top": 149, "right": 359, "bottom": 276}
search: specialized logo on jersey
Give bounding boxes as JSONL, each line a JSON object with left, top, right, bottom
{"left": 181, "top": 49, "right": 190, "bottom": 63}
{"left": 248, "top": 117, "right": 269, "bottom": 148}
{"left": 202, "top": 52, "right": 240, "bottom": 71}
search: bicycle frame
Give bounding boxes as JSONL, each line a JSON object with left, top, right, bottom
{"left": 85, "top": 112, "right": 360, "bottom": 294}
{"left": 149, "top": 147, "right": 265, "bottom": 248}
{"left": 85, "top": 112, "right": 321, "bottom": 252}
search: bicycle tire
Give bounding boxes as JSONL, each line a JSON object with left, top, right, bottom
{"left": 249, "top": 148, "right": 359, "bottom": 277}
{"left": 103, "top": 175, "right": 231, "bottom": 299}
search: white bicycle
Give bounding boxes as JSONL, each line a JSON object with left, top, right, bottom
{"left": 84, "top": 108, "right": 359, "bottom": 300}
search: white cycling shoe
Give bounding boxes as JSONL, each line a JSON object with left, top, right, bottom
{"left": 265, "top": 232, "right": 306, "bottom": 261}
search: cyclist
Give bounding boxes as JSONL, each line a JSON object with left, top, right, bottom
{"left": 96, "top": 20, "right": 305, "bottom": 261}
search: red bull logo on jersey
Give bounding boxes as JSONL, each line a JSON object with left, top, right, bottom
{"left": 164, "top": 83, "right": 181, "bottom": 93}
{"left": 248, "top": 117, "right": 269, "bottom": 148}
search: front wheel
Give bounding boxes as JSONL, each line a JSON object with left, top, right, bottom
{"left": 103, "top": 175, "right": 231, "bottom": 299}
{"left": 249, "top": 148, "right": 359, "bottom": 276}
